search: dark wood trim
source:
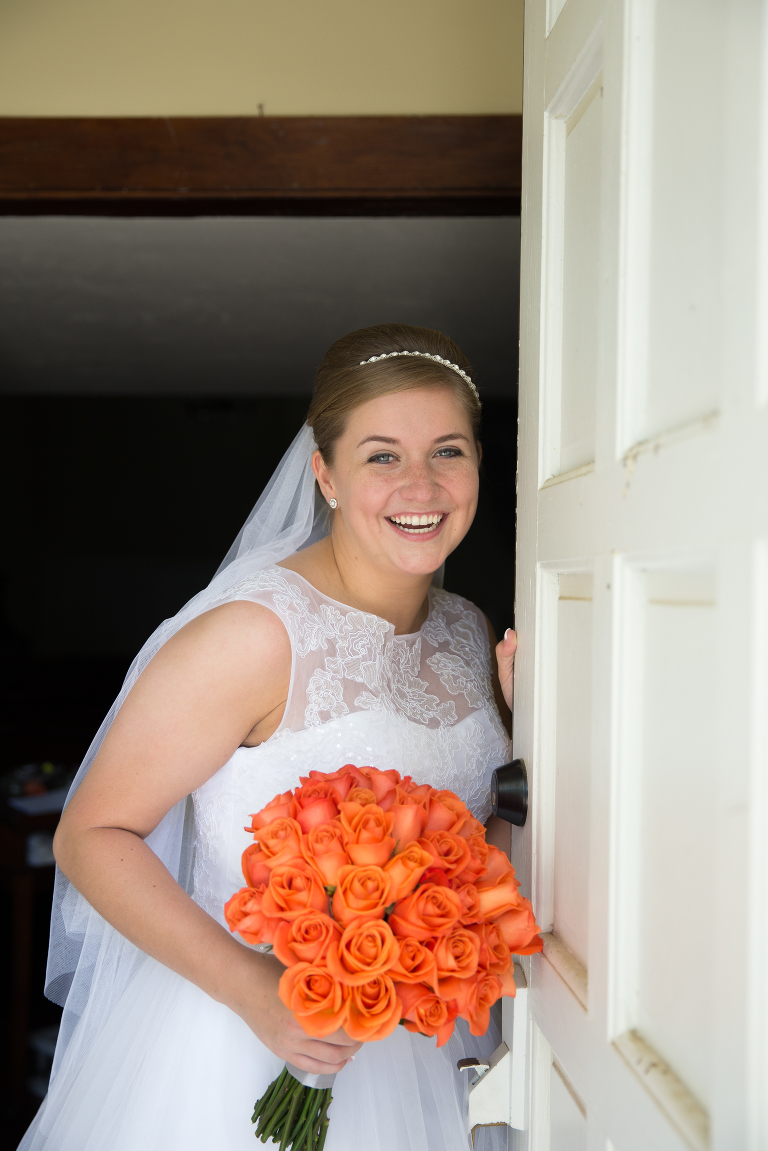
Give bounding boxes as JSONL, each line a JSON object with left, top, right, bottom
{"left": 0, "top": 116, "right": 521, "bottom": 216}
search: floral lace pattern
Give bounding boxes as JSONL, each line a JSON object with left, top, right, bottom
{"left": 192, "top": 568, "right": 509, "bottom": 923}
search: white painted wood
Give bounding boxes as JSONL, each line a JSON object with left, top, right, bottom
{"left": 505, "top": 965, "right": 530, "bottom": 1129}
{"left": 468, "top": 1043, "right": 510, "bottom": 1129}
{"left": 550, "top": 1063, "right": 587, "bottom": 1150}
{"left": 512, "top": 1, "right": 768, "bottom": 1148}
{"left": 553, "top": 574, "right": 593, "bottom": 967}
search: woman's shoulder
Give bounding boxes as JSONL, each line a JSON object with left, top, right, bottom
{"left": 155, "top": 594, "right": 292, "bottom": 686}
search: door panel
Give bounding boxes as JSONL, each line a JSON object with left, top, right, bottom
{"left": 553, "top": 573, "right": 593, "bottom": 968}
{"left": 550, "top": 1063, "right": 587, "bottom": 1150}
{"left": 645, "top": 4, "right": 722, "bottom": 442}
{"left": 514, "top": 1, "right": 768, "bottom": 1148}
{"left": 560, "top": 87, "right": 602, "bottom": 473}
{"left": 637, "top": 567, "right": 717, "bottom": 1110}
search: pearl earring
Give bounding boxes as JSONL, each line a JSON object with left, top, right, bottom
{"left": 329, "top": 498, "right": 338, "bottom": 509}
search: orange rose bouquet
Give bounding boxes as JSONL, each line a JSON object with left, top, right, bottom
{"left": 225, "top": 764, "right": 542, "bottom": 1150}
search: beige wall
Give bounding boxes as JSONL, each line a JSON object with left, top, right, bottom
{"left": 0, "top": 0, "right": 523, "bottom": 117}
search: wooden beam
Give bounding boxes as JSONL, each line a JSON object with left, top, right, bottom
{"left": 0, "top": 115, "right": 521, "bottom": 216}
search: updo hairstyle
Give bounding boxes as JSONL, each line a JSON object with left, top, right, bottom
{"left": 307, "top": 323, "right": 480, "bottom": 463}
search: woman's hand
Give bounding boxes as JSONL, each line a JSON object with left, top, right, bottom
{"left": 495, "top": 628, "right": 517, "bottom": 714}
{"left": 235, "top": 951, "right": 363, "bottom": 1075}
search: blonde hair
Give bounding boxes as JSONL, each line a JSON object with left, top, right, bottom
{"left": 307, "top": 323, "right": 480, "bottom": 462}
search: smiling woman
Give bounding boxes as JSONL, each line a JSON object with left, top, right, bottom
{"left": 23, "top": 323, "right": 517, "bottom": 1151}
{"left": 280, "top": 324, "right": 483, "bottom": 635}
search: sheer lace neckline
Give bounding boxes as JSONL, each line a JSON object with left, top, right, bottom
{"left": 274, "top": 565, "right": 433, "bottom": 639}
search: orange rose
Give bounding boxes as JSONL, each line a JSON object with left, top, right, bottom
{"left": 421, "top": 867, "right": 452, "bottom": 887}
{"left": 301, "top": 822, "right": 351, "bottom": 886}
{"left": 241, "top": 843, "right": 271, "bottom": 889}
{"left": 345, "top": 975, "right": 401, "bottom": 1041}
{"left": 326, "top": 919, "right": 400, "bottom": 986}
{"left": 396, "top": 982, "right": 458, "bottom": 1047}
{"left": 475, "top": 847, "right": 524, "bottom": 919}
{"left": 452, "top": 881, "right": 482, "bottom": 925}
{"left": 420, "top": 830, "right": 471, "bottom": 879}
{"left": 300, "top": 767, "right": 358, "bottom": 802}
{"left": 476, "top": 876, "right": 524, "bottom": 921}
{"left": 261, "top": 861, "right": 329, "bottom": 921}
{"left": 469, "top": 922, "right": 511, "bottom": 974}
{"left": 336, "top": 764, "right": 374, "bottom": 788}
{"left": 424, "top": 790, "right": 471, "bottom": 835}
{"left": 482, "top": 845, "right": 520, "bottom": 885}
{"left": 429, "top": 928, "right": 480, "bottom": 983}
{"left": 383, "top": 841, "right": 433, "bottom": 899}
{"left": 251, "top": 817, "right": 304, "bottom": 869}
{"left": 357, "top": 767, "right": 401, "bottom": 810}
{"left": 497, "top": 965, "right": 517, "bottom": 997}
{"left": 293, "top": 780, "right": 340, "bottom": 833}
{"left": 390, "top": 800, "right": 428, "bottom": 848}
{"left": 388, "top": 883, "right": 463, "bottom": 941}
{"left": 278, "top": 963, "right": 349, "bottom": 1038}
{"left": 389, "top": 937, "right": 438, "bottom": 991}
{"left": 493, "top": 900, "right": 543, "bottom": 955}
{"left": 272, "top": 910, "right": 342, "bottom": 966}
{"left": 397, "top": 780, "right": 435, "bottom": 801}
{"left": 457, "top": 815, "right": 487, "bottom": 841}
{"left": 245, "top": 791, "right": 295, "bottom": 833}
{"left": 453, "top": 833, "right": 489, "bottom": 884}
{"left": 441, "top": 971, "right": 504, "bottom": 1036}
{"left": 346, "top": 788, "right": 378, "bottom": 807}
{"left": 339, "top": 803, "right": 396, "bottom": 866}
{"left": 224, "top": 886, "right": 281, "bottom": 945}
{"left": 332, "top": 864, "right": 392, "bottom": 927}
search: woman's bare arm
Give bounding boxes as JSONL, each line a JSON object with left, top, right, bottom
{"left": 53, "top": 600, "right": 362, "bottom": 1072}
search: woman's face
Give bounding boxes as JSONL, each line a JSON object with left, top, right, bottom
{"left": 313, "top": 385, "right": 480, "bottom": 579}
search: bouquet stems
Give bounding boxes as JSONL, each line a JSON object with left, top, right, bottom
{"left": 253, "top": 1069, "right": 332, "bottom": 1150}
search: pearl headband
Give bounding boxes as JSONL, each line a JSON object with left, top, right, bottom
{"left": 359, "top": 351, "right": 479, "bottom": 401}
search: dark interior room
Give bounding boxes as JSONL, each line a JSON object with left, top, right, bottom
{"left": 0, "top": 201, "right": 519, "bottom": 1142}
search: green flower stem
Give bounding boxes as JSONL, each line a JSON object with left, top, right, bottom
{"left": 258, "top": 1083, "right": 296, "bottom": 1141}
{"left": 290, "top": 1086, "right": 316, "bottom": 1145}
{"left": 260, "top": 1084, "right": 297, "bottom": 1143}
{"left": 252, "top": 1070, "right": 333, "bottom": 1151}
{"left": 255, "top": 1077, "right": 289, "bottom": 1130}
{"left": 290, "top": 1088, "right": 323, "bottom": 1151}
{"left": 317, "top": 1116, "right": 330, "bottom": 1151}
{"left": 279, "top": 1083, "right": 303, "bottom": 1151}
{"left": 310, "top": 1089, "right": 332, "bottom": 1151}
{"left": 253, "top": 1068, "right": 288, "bottom": 1124}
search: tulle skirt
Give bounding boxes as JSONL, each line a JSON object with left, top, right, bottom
{"left": 19, "top": 953, "right": 505, "bottom": 1151}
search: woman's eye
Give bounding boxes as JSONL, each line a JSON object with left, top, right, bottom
{"left": 435, "top": 447, "right": 463, "bottom": 458}
{"left": 368, "top": 452, "right": 397, "bottom": 464}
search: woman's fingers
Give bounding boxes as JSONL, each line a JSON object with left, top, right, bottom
{"left": 277, "top": 1020, "right": 363, "bottom": 1072}
{"left": 286, "top": 1051, "right": 355, "bottom": 1074}
{"left": 495, "top": 628, "right": 517, "bottom": 712}
{"left": 283, "top": 1034, "right": 363, "bottom": 1074}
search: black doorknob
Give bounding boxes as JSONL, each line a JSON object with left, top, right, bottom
{"left": 490, "top": 759, "right": 528, "bottom": 827}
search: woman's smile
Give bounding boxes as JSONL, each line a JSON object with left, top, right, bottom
{"left": 386, "top": 512, "right": 447, "bottom": 538}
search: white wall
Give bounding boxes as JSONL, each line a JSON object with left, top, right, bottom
{"left": 0, "top": 0, "right": 523, "bottom": 116}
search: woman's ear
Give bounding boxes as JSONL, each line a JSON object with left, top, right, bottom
{"left": 311, "top": 449, "right": 336, "bottom": 504}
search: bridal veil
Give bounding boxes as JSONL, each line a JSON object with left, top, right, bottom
{"left": 44, "top": 424, "right": 326, "bottom": 1083}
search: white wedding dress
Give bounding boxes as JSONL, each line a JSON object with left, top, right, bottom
{"left": 21, "top": 566, "right": 510, "bottom": 1151}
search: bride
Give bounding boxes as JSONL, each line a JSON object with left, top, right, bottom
{"left": 20, "top": 323, "right": 521, "bottom": 1151}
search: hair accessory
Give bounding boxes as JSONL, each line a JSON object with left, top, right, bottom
{"left": 359, "top": 351, "right": 479, "bottom": 401}
{"left": 329, "top": 498, "right": 338, "bottom": 509}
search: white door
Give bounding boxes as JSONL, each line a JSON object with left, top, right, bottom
{"left": 511, "top": 1, "right": 768, "bottom": 1149}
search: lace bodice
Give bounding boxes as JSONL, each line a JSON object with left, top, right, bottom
{"left": 191, "top": 567, "right": 509, "bottom": 922}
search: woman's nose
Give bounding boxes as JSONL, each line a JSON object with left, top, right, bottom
{"left": 397, "top": 461, "right": 441, "bottom": 501}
